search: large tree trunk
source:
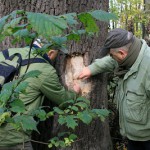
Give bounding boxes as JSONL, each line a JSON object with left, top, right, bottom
{"left": 0, "top": 0, "right": 112, "bottom": 150}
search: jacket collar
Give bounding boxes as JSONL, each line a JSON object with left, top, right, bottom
{"left": 124, "top": 40, "right": 148, "bottom": 80}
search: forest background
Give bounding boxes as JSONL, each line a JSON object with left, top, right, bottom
{"left": 0, "top": 0, "right": 149, "bottom": 150}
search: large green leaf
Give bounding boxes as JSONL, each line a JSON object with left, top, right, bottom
{"left": 32, "top": 109, "right": 47, "bottom": 121}
{"left": 67, "top": 33, "right": 80, "bottom": 41}
{"left": 58, "top": 115, "right": 66, "bottom": 125}
{"left": 54, "top": 107, "right": 64, "bottom": 115}
{"left": 92, "top": 109, "right": 109, "bottom": 121}
{"left": 58, "top": 115, "right": 78, "bottom": 129}
{"left": 10, "top": 10, "right": 25, "bottom": 19}
{"left": 78, "top": 13, "right": 99, "bottom": 33}
{"left": 2, "top": 80, "right": 18, "bottom": 92}
{"left": 70, "top": 106, "right": 78, "bottom": 112}
{"left": 59, "top": 99, "right": 74, "bottom": 109}
{"left": 60, "top": 13, "right": 78, "bottom": 26}
{"left": 10, "top": 99, "right": 26, "bottom": 113}
{"left": 0, "top": 35, "right": 6, "bottom": 43}
{"left": 65, "top": 115, "right": 77, "bottom": 129}
{"left": 75, "top": 102, "right": 88, "bottom": 109}
{"left": 14, "top": 115, "right": 38, "bottom": 131}
{"left": 77, "top": 110, "right": 92, "bottom": 124}
{"left": 0, "top": 111, "right": 11, "bottom": 126}
{"left": 15, "top": 81, "right": 28, "bottom": 93}
{"left": 26, "top": 12, "right": 68, "bottom": 38}
{"left": 51, "top": 36, "right": 67, "bottom": 45}
{"left": 4, "top": 17, "right": 22, "bottom": 29}
{"left": 13, "top": 29, "right": 30, "bottom": 39}
{"left": 89, "top": 10, "right": 118, "bottom": 22}
{"left": 76, "top": 97, "right": 90, "bottom": 105}
{"left": 0, "top": 89, "right": 12, "bottom": 104}
{"left": 0, "top": 15, "right": 9, "bottom": 33}
{"left": 3, "top": 17, "right": 23, "bottom": 36}
{"left": 0, "top": 107, "right": 5, "bottom": 113}
{"left": 69, "top": 134, "right": 77, "bottom": 140}
{"left": 66, "top": 30, "right": 86, "bottom": 41}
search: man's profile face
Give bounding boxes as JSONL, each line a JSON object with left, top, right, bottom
{"left": 110, "top": 48, "right": 128, "bottom": 63}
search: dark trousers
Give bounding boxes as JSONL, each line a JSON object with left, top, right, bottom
{"left": 128, "top": 139, "right": 150, "bottom": 150}
{"left": 0, "top": 141, "right": 33, "bottom": 150}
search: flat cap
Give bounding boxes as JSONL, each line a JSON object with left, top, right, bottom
{"left": 101, "top": 28, "right": 134, "bottom": 56}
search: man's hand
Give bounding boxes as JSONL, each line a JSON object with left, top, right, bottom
{"left": 78, "top": 67, "right": 92, "bottom": 80}
{"left": 73, "top": 81, "right": 81, "bottom": 94}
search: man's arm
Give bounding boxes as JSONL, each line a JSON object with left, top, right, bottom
{"left": 78, "top": 56, "right": 117, "bottom": 79}
{"left": 40, "top": 67, "right": 80, "bottom": 105}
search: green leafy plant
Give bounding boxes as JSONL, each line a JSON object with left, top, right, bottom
{"left": 46, "top": 97, "right": 109, "bottom": 148}
{"left": 0, "top": 10, "right": 117, "bottom": 53}
{"left": 0, "top": 9, "right": 117, "bottom": 148}
{"left": 0, "top": 70, "right": 41, "bottom": 131}
{"left": 48, "top": 132, "right": 77, "bottom": 148}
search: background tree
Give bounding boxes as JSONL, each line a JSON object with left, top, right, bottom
{"left": 143, "top": 0, "right": 150, "bottom": 45}
{"left": 109, "top": 0, "right": 150, "bottom": 38}
{"left": 0, "top": 0, "right": 113, "bottom": 150}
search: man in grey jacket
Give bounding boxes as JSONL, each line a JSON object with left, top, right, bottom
{"left": 78, "top": 28, "right": 150, "bottom": 150}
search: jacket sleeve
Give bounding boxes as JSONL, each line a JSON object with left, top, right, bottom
{"left": 40, "top": 67, "right": 77, "bottom": 105}
{"left": 88, "top": 56, "right": 118, "bottom": 75}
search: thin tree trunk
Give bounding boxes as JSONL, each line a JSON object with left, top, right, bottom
{"left": 143, "top": 0, "right": 150, "bottom": 45}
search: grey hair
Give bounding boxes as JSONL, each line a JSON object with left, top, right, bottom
{"left": 127, "top": 31, "right": 133, "bottom": 41}
{"left": 112, "top": 42, "right": 132, "bottom": 52}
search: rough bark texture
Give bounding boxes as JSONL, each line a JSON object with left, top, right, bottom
{"left": 0, "top": 0, "right": 112, "bottom": 150}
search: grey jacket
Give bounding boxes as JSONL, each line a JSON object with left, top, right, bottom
{"left": 89, "top": 40, "right": 150, "bottom": 141}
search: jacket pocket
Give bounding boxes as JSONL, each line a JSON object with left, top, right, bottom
{"left": 125, "top": 91, "right": 147, "bottom": 124}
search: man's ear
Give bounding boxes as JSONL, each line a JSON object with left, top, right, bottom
{"left": 48, "top": 50, "right": 55, "bottom": 59}
{"left": 47, "top": 50, "right": 58, "bottom": 60}
{"left": 118, "top": 49, "right": 128, "bottom": 59}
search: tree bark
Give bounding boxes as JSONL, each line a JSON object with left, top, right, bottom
{"left": 0, "top": 0, "right": 112, "bottom": 150}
